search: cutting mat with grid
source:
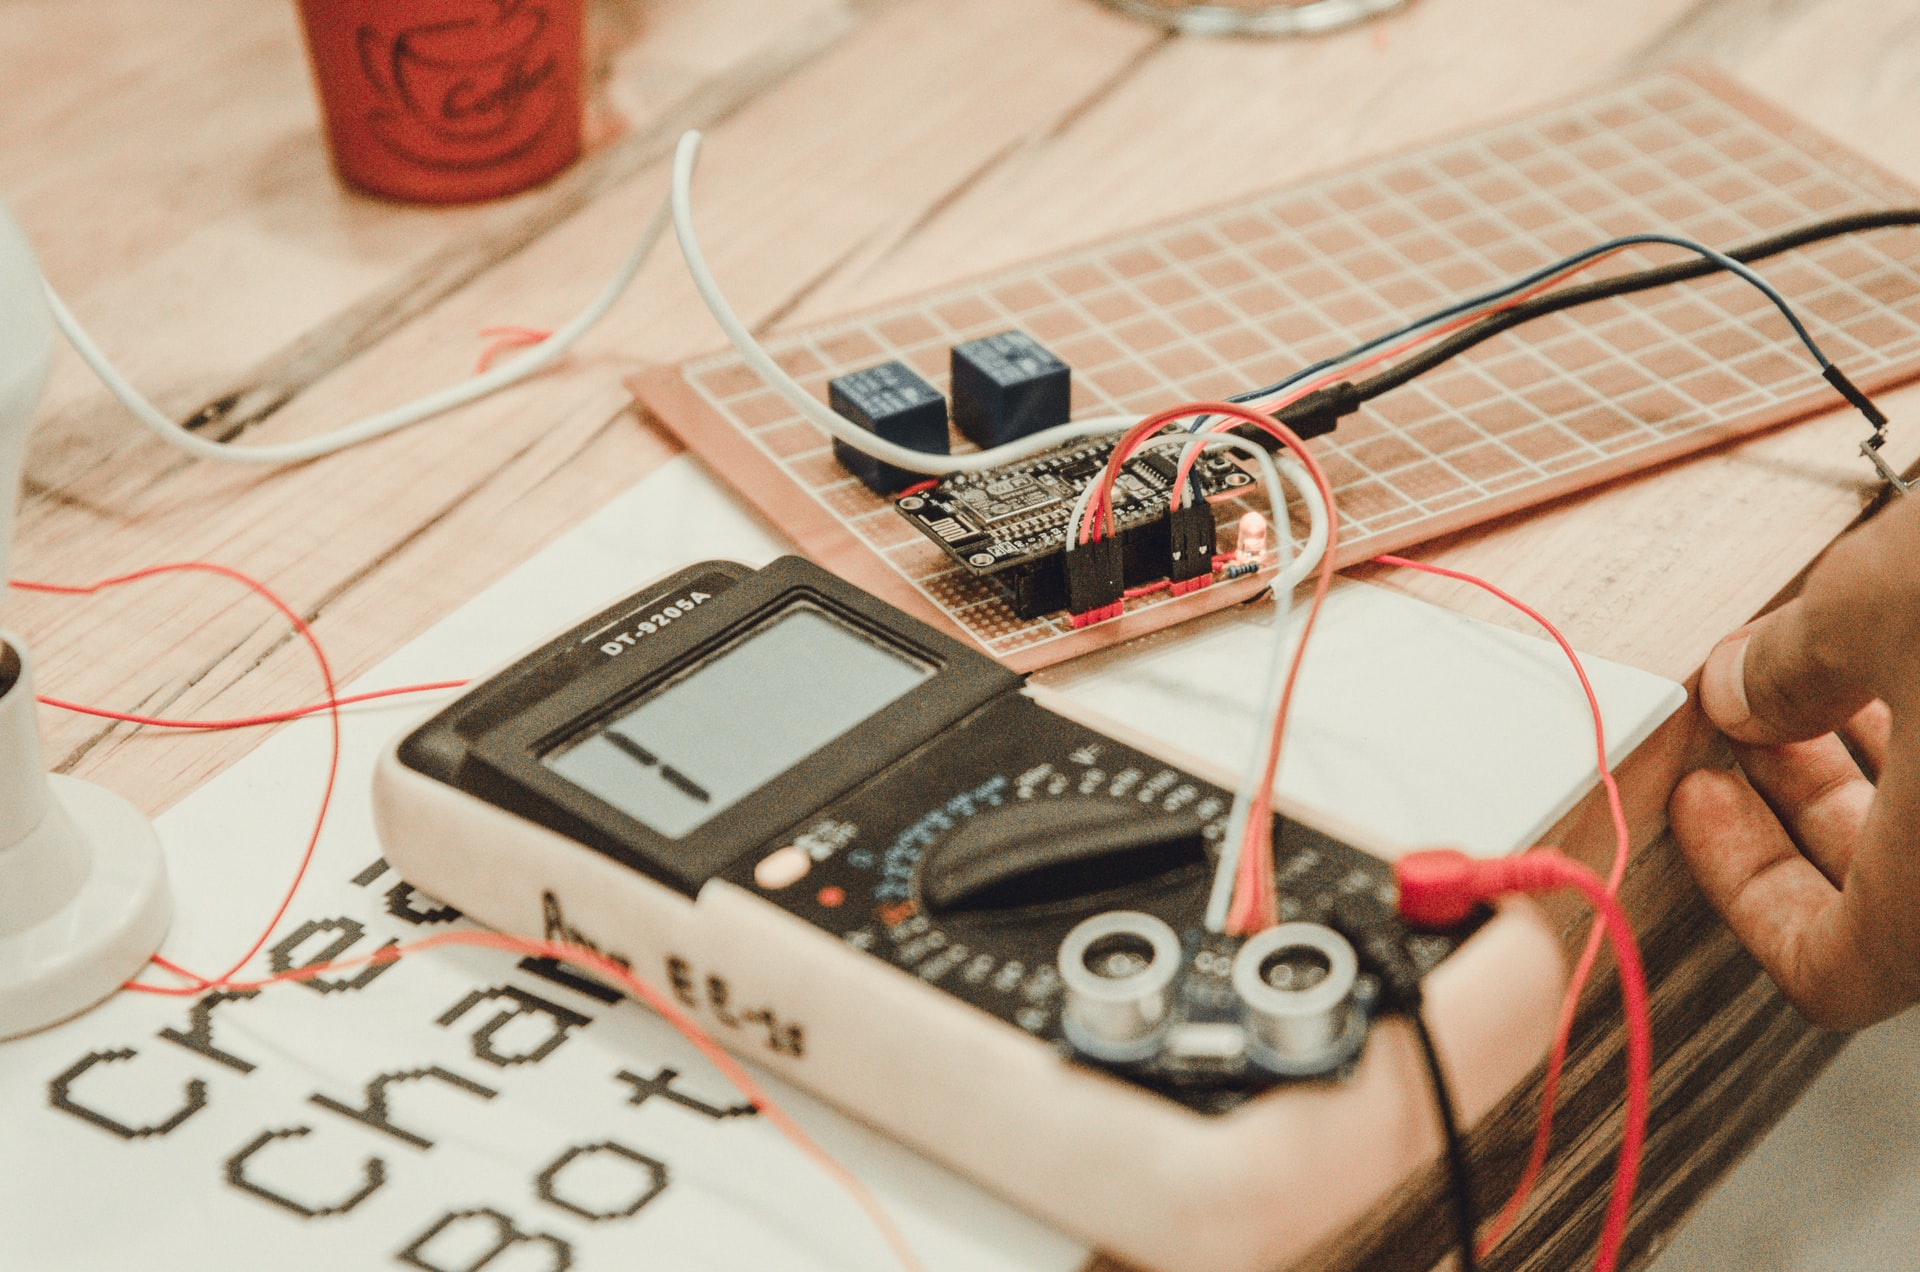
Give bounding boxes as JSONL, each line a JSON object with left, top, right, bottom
{"left": 633, "top": 69, "right": 1920, "bottom": 671}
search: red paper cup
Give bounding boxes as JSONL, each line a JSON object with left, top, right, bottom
{"left": 295, "top": 0, "right": 583, "bottom": 204}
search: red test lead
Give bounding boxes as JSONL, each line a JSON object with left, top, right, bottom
{"left": 1394, "top": 848, "right": 1652, "bottom": 1272}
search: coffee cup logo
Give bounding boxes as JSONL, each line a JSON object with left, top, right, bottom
{"left": 356, "top": 0, "right": 563, "bottom": 172}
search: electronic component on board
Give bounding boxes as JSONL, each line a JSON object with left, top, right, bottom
{"left": 1064, "top": 535, "right": 1125, "bottom": 627}
{"left": 895, "top": 435, "right": 1254, "bottom": 619}
{"left": 1166, "top": 501, "right": 1216, "bottom": 596}
{"left": 950, "top": 330, "right": 1070, "bottom": 449}
{"left": 828, "top": 360, "right": 950, "bottom": 495}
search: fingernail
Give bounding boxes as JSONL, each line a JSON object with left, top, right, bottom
{"left": 1701, "top": 632, "right": 1753, "bottom": 733}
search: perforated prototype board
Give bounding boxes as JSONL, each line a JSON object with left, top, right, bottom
{"left": 633, "top": 69, "right": 1920, "bottom": 671}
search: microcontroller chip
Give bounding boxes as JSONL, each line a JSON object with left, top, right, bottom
{"left": 957, "top": 475, "right": 1064, "bottom": 524}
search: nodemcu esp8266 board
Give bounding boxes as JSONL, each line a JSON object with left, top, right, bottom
{"left": 898, "top": 441, "right": 1254, "bottom": 619}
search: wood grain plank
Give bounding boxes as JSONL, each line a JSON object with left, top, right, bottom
{"left": 804, "top": 0, "right": 1707, "bottom": 322}
{"left": 10, "top": 0, "right": 870, "bottom": 497}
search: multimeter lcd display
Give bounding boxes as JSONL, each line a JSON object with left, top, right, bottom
{"left": 542, "top": 602, "right": 934, "bottom": 838}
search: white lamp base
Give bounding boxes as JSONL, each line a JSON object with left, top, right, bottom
{"left": 0, "top": 774, "right": 171, "bottom": 1040}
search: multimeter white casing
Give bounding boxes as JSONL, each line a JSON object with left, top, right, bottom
{"left": 370, "top": 557, "right": 1563, "bottom": 1272}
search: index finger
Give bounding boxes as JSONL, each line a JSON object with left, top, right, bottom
{"left": 1672, "top": 763, "right": 1911, "bottom": 1030}
{"left": 1674, "top": 693, "right": 1920, "bottom": 1029}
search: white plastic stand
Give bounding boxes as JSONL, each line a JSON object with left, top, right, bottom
{"left": 0, "top": 639, "right": 171, "bottom": 1038}
{"left": 0, "top": 201, "right": 171, "bottom": 1038}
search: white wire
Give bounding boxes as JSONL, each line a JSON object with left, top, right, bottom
{"left": 1054, "top": 429, "right": 1330, "bottom": 933}
{"left": 42, "top": 193, "right": 675, "bottom": 465}
{"left": 1204, "top": 577, "right": 1299, "bottom": 932}
{"left": 672, "top": 131, "right": 1146, "bottom": 475}
{"left": 1202, "top": 453, "right": 1331, "bottom": 933}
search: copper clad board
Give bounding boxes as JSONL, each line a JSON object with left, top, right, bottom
{"left": 632, "top": 70, "right": 1920, "bottom": 671}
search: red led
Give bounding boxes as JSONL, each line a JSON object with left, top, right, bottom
{"left": 816, "top": 886, "right": 846, "bottom": 908}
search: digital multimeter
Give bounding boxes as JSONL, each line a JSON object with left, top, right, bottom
{"left": 372, "top": 557, "right": 1563, "bottom": 1272}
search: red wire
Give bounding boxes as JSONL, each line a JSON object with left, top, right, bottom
{"left": 1080, "top": 402, "right": 1340, "bottom": 936}
{"left": 37, "top": 680, "right": 468, "bottom": 731}
{"left": 1160, "top": 245, "right": 1641, "bottom": 504}
{"left": 1073, "top": 262, "right": 1647, "bottom": 916}
{"left": 147, "top": 953, "right": 213, "bottom": 990}
{"left": 1372, "top": 555, "right": 1631, "bottom": 1254}
{"left": 14, "top": 564, "right": 341, "bottom": 986}
{"left": 1082, "top": 402, "right": 1223, "bottom": 543}
{"left": 1084, "top": 244, "right": 1642, "bottom": 549}
{"left": 1539, "top": 859, "right": 1649, "bottom": 1272}
{"left": 1395, "top": 849, "right": 1650, "bottom": 1272}
{"left": 473, "top": 325, "right": 554, "bottom": 374}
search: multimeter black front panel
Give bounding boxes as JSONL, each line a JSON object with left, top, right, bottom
{"left": 398, "top": 557, "right": 1020, "bottom": 896}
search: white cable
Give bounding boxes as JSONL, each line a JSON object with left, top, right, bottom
{"left": 1202, "top": 455, "right": 1331, "bottom": 933}
{"left": 43, "top": 193, "right": 675, "bottom": 465}
{"left": 1205, "top": 577, "right": 1299, "bottom": 932}
{"left": 672, "top": 131, "right": 1145, "bottom": 475}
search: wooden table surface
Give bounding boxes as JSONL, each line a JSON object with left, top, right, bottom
{"left": 8, "top": 1, "right": 1920, "bottom": 1268}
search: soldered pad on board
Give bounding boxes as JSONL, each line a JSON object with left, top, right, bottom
{"left": 632, "top": 69, "right": 1920, "bottom": 671}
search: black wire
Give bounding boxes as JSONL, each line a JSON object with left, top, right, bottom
{"left": 1350, "top": 210, "right": 1920, "bottom": 402}
{"left": 1337, "top": 904, "right": 1481, "bottom": 1272}
{"left": 1411, "top": 1006, "right": 1479, "bottom": 1272}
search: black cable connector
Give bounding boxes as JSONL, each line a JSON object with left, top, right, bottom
{"left": 1166, "top": 500, "right": 1216, "bottom": 595}
{"left": 1221, "top": 382, "right": 1363, "bottom": 454}
{"left": 1274, "top": 381, "right": 1362, "bottom": 441}
{"left": 1824, "top": 363, "right": 1891, "bottom": 429}
{"left": 1064, "top": 536, "right": 1124, "bottom": 628}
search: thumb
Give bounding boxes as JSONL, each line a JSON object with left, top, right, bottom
{"left": 1698, "top": 605, "right": 1872, "bottom": 745}
{"left": 1699, "top": 500, "right": 1920, "bottom": 744}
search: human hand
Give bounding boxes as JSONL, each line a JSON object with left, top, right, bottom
{"left": 1670, "top": 493, "right": 1920, "bottom": 1031}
